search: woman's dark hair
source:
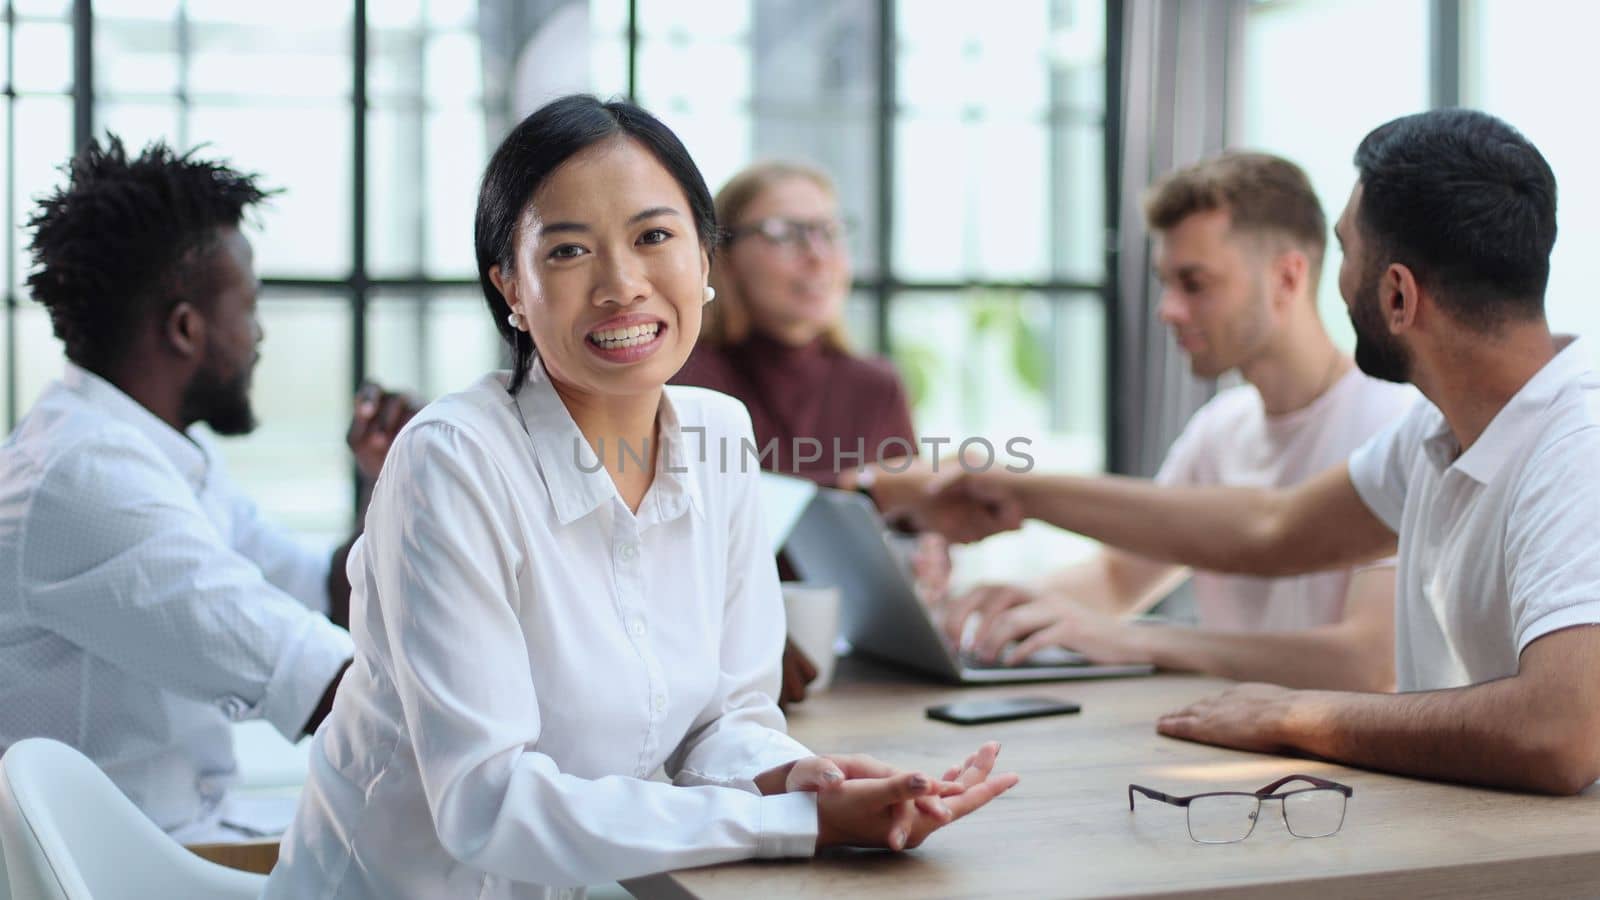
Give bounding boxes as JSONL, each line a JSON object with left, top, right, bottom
{"left": 475, "top": 94, "right": 718, "bottom": 394}
{"left": 1353, "top": 108, "right": 1557, "bottom": 332}
{"left": 26, "top": 135, "right": 270, "bottom": 375}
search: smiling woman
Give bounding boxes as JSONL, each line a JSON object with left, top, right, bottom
{"left": 262, "top": 95, "right": 1017, "bottom": 900}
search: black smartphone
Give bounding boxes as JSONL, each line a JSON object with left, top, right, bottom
{"left": 925, "top": 696, "right": 1081, "bottom": 725}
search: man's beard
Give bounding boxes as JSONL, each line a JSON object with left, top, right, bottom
{"left": 179, "top": 353, "right": 257, "bottom": 436}
{"left": 1349, "top": 277, "right": 1413, "bottom": 384}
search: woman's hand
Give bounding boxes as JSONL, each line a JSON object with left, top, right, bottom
{"left": 815, "top": 742, "right": 1018, "bottom": 851}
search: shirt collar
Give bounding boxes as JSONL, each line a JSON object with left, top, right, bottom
{"left": 1424, "top": 335, "right": 1592, "bottom": 482}
{"left": 61, "top": 362, "right": 210, "bottom": 492}
{"left": 513, "top": 359, "right": 703, "bottom": 528}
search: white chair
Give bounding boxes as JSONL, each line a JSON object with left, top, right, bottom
{"left": 0, "top": 739, "right": 266, "bottom": 900}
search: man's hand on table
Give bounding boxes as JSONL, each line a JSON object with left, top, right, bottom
{"left": 1156, "top": 682, "right": 1300, "bottom": 754}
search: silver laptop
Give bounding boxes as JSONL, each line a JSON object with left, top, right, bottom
{"left": 783, "top": 487, "right": 1155, "bottom": 684}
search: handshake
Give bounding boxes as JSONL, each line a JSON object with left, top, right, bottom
{"left": 875, "top": 467, "right": 1032, "bottom": 545}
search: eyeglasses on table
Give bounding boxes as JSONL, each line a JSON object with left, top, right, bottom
{"left": 1128, "top": 774, "right": 1353, "bottom": 844}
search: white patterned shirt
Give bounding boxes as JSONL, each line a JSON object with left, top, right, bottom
{"left": 0, "top": 364, "right": 353, "bottom": 839}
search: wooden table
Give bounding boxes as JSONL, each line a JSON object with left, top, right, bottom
{"left": 625, "top": 658, "right": 1600, "bottom": 899}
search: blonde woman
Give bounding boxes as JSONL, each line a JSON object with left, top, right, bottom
{"left": 672, "top": 161, "right": 950, "bottom": 701}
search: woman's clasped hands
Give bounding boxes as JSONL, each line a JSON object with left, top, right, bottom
{"left": 756, "top": 742, "right": 1019, "bottom": 852}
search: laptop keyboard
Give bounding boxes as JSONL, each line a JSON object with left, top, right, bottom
{"left": 959, "top": 646, "right": 1091, "bottom": 670}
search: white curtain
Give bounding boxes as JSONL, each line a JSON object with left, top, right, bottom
{"left": 1110, "top": 0, "right": 1246, "bottom": 477}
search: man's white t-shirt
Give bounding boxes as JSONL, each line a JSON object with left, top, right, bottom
{"left": 1348, "top": 336, "right": 1600, "bottom": 692}
{"left": 1156, "top": 367, "right": 1418, "bottom": 632}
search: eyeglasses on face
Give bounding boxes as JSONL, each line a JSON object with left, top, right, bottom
{"left": 1128, "top": 774, "right": 1353, "bottom": 844}
{"left": 725, "top": 216, "right": 852, "bottom": 251}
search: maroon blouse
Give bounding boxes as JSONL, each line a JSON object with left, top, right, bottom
{"left": 670, "top": 332, "right": 918, "bottom": 487}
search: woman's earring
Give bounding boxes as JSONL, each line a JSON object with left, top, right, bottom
{"left": 702, "top": 286, "right": 716, "bottom": 305}
{"left": 506, "top": 310, "right": 525, "bottom": 330}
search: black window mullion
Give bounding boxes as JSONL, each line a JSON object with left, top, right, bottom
{"left": 350, "top": 0, "right": 369, "bottom": 519}
{"left": 1102, "top": 0, "right": 1125, "bottom": 475}
{"left": 1429, "top": 0, "right": 1461, "bottom": 108}
{"left": 5, "top": 2, "right": 16, "bottom": 432}
{"left": 625, "top": 0, "right": 638, "bottom": 102}
{"left": 71, "top": 0, "right": 91, "bottom": 151}
{"left": 177, "top": 0, "right": 191, "bottom": 148}
{"left": 873, "top": 0, "right": 895, "bottom": 357}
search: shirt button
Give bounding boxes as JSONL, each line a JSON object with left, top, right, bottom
{"left": 619, "top": 543, "right": 638, "bottom": 562}
{"left": 653, "top": 693, "right": 667, "bottom": 712}
{"left": 629, "top": 618, "right": 647, "bottom": 638}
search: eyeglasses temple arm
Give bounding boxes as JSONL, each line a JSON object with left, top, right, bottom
{"left": 1128, "top": 784, "right": 1182, "bottom": 810}
{"left": 1255, "top": 774, "right": 1354, "bottom": 797}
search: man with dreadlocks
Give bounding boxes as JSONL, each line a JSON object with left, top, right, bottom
{"left": 0, "top": 136, "right": 414, "bottom": 841}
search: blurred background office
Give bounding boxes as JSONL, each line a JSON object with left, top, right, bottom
{"left": 0, "top": 0, "right": 1595, "bottom": 586}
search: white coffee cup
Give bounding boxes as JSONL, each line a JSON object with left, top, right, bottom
{"left": 781, "top": 583, "right": 841, "bottom": 693}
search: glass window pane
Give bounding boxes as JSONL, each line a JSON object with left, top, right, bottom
{"left": 650, "top": 102, "right": 751, "bottom": 204}
{"left": 891, "top": 290, "right": 1105, "bottom": 588}
{"left": 1048, "top": 0, "right": 1106, "bottom": 115}
{"left": 188, "top": 21, "right": 351, "bottom": 100}
{"left": 368, "top": 27, "right": 425, "bottom": 101}
{"left": 1466, "top": 0, "right": 1600, "bottom": 370}
{"left": 96, "top": 101, "right": 182, "bottom": 150}
{"left": 370, "top": 0, "right": 423, "bottom": 30}
{"left": 188, "top": 104, "right": 352, "bottom": 278}
{"left": 424, "top": 107, "right": 486, "bottom": 277}
{"left": 96, "top": 17, "right": 182, "bottom": 96}
{"left": 1240, "top": 0, "right": 1429, "bottom": 351}
{"left": 895, "top": 0, "right": 1101, "bottom": 283}
{"left": 14, "top": 96, "right": 74, "bottom": 298}
{"left": 2, "top": 305, "right": 11, "bottom": 427}
{"left": 367, "top": 105, "right": 485, "bottom": 279}
{"left": 0, "top": 89, "right": 10, "bottom": 290}
{"left": 637, "top": 0, "right": 747, "bottom": 39}
{"left": 0, "top": 18, "right": 10, "bottom": 92}
{"left": 366, "top": 105, "right": 425, "bottom": 278}
{"left": 367, "top": 291, "right": 504, "bottom": 402}
{"left": 13, "top": 21, "right": 73, "bottom": 93}
{"left": 1050, "top": 293, "right": 1105, "bottom": 444}
{"left": 842, "top": 291, "right": 879, "bottom": 356}
{"left": 427, "top": 0, "right": 476, "bottom": 29}
{"left": 13, "top": 0, "right": 69, "bottom": 17}
{"left": 14, "top": 302, "right": 64, "bottom": 418}
{"left": 973, "top": 120, "right": 1049, "bottom": 280}
{"left": 633, "top": 2, "right": 752, "bottom": 193}
{"left": 894, "top": 118, "right": 965, "bottom": 281}
{"left": 589, "top": 32, "right": 629, "bottom": 98}
{"left": 186, "top": 0, "right": 348, "bottom": 29}
{"left": 746, "top": 1, "right": 879, "bottom": 276}
{"left": 425, "top": 31, "right": 483, "bottom": 104}
{"left": 212, "top": 293, "right": 353, "bottom": 539}
{"left": 95, "top": 0, "right": 180, "bottom": 18}
{"left": 889, "top": 290, "right": 1052, "bottom": 447}
{"left": 1049, "top": 123, "right": 1104, "bottom": 283}
{"left": 898, "top": 0, "right": 1051, "bottom": 118}
{"left": 589, "top": 0, "right": 629, "bottom": 36}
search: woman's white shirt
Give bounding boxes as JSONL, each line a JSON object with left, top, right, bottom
{"left": 265, "top": 363, "right": 817, "bottom": 900}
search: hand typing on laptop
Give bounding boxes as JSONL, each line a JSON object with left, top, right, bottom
{"left": 946, "top": 583, "right": 1155, "bottom": 668}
